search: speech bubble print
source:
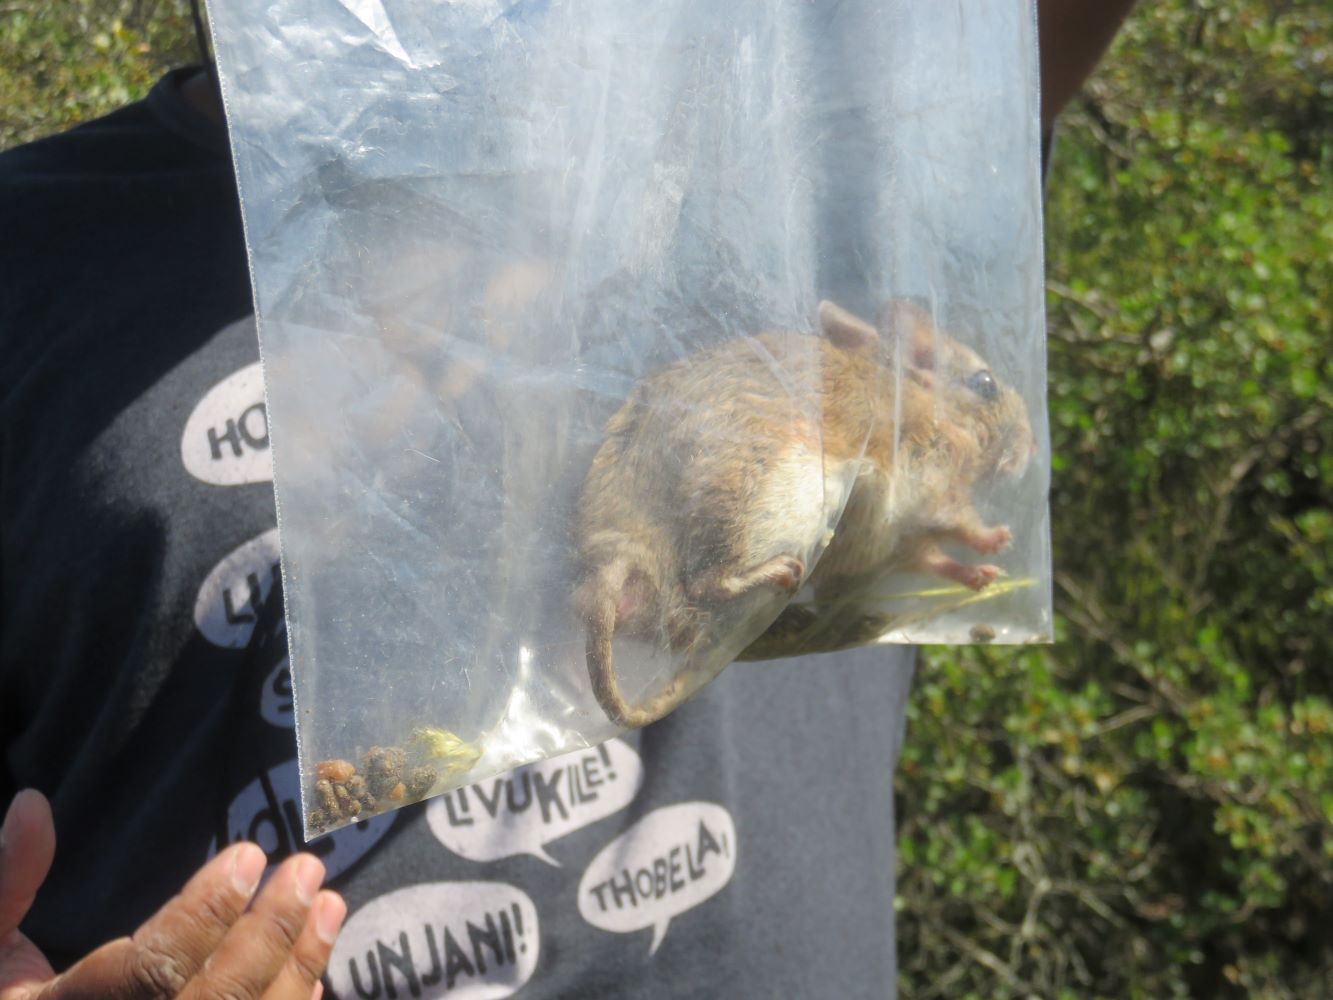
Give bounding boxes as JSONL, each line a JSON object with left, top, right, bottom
{"left": 328, "top": 882, "right": 539, "bottom": 1000}
{"left": 208, "top": 758, "right": 395, "bottom": 882}
{"left": 259, "top": 656, "right": 293, "bottom": 729}
{"left": 193, "top": 527, "right": 282, "bottom": 648}
{"left": 578, "top": 801, "right": 737, "bottom": 956}
{"left": 427, "top": 739, "right": 643, "bottom": 867}
{"left": 180, "top": 351, "right": 274, "bottom": 486}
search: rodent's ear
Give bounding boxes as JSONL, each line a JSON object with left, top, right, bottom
{"left": 817, "top": 300, "right": 880, "bottom": 352}
{"left": 877, "top": 298, "right": 938, "bottom": 370}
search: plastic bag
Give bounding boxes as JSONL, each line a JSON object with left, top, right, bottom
{"left": 206, "top": 0, "right": 1052, "bottom": 836}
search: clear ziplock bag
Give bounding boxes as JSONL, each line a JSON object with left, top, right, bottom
{"left": 206, "top": 0, "right": 1053, "bottom": 836}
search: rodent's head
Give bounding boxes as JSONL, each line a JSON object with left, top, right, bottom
{"left": 875, "top": 299, "right": 1037, "bottom": 481}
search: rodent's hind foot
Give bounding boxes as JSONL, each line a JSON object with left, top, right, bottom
{"left": 687, "top": 554, "right": 806, "bottom": 603}
{"left": 763, "top": 555, "right": 807, "bottom": 595}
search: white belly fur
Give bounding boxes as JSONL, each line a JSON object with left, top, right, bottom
{"left": 809, "top": 463, "right": 918, "bottom": 584}
{"left": 740, "top": 444, "right": 857, "bottom": 570}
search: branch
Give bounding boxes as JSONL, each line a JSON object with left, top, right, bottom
{"left": 936, "top": 922, "right": 1037, "bottom": 994}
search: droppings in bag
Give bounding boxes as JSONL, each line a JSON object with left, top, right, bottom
{"left": 306, "top": 728, "right": 479, "bottom": 834}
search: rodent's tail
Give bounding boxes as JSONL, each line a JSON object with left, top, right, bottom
{"left": 582, "top": 569, "right": 689, "bottom": 730}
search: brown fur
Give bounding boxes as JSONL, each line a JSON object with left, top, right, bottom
{"left": 574, "top": 299, "right": 1036, "bottom": 728}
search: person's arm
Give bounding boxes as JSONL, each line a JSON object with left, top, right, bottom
{"left": 0, "top": 790, "right": 345, "bottom": 1000}
{"left": 1037, "top": 0, "right": 1138, "bottom": 133}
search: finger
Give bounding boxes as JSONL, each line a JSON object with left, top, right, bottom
{"left": 42, "top": 842, "right": 266, "bottom": 1000}
{"left": 0, "top": 790, "right": 56, "bottom": 937}
{"left": 177, "top": 854, "right": 325, "bottom": 1000}
{"left": 0, "top": 928, "right": 57, "bottom": 997}
{"left": 259, "top": 892, "right": 345, "bottom": 1000}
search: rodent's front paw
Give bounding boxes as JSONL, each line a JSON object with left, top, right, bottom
{"left": 922, "top": 550, "right": 1004, "bottom": 591}
{"left": 964, "top": 564, "right": 1002, "bottom": 590}
{"left": 965, "top": 525, "right": 1012, "bottom": 555}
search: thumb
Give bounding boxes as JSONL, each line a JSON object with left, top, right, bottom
{"left": 0, "top": 791, "right": 55, "bottom": 938}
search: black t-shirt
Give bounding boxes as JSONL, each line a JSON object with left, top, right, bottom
{"left": 0, "top": 68, "right": 914, "bottom": 998}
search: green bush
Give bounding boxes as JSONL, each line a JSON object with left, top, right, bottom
{"left": 4, "top": 1, "right": 1330, "bottom": 996}
{"left": 0, "top": 1, "right": 196, "bottom": 149}
{"left": 898, "top": 3, "right": 1333, "bottom": 997}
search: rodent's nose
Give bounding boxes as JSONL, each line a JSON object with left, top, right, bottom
{"left": 1029, "top": 438, "right": 1037, "bottom": 457}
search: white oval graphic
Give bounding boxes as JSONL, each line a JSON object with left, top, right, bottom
{"left": 260, "top": 656, "right": 293, "bottom": 729}
{"left": 578, "top": 802, "right": 737, "bottom": 955}
{"left": 194, "top": 527, "right": 282, "bottom": 648}
{"left": 329, "top": 882, "right": 539, "bottom": 1000}
{"left": 427, "top": 739, "right": 643, "bottom": 868}
{"left": 208, "top": 758, "right": 395, "bottom": 883}
{"left": 181, "top": 353, "right": 273, "bottom": 486}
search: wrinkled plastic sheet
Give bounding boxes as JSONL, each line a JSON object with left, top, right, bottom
{"left": 206, "top": 0, "right": 1053, "bottom": 836}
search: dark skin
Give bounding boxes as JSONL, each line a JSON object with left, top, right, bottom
{"left": 0, "top": 793, "right": 345, "bottom": 1000}
{"left": 182, "top": 68, "right": 223, "bottom": 125}
{"left": 1038, "top": 0, "right": 1137, "bottom": 133}
{"left": 1, "top": 2, "right": 1135, "bottom": 995}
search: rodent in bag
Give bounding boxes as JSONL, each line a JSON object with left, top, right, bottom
{"left": 574, "top": 299, "right": 1036, "bottom": 729}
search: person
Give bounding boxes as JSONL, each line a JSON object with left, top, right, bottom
{"left": 0, "top": 2, "right": 1134, "bottom": 997}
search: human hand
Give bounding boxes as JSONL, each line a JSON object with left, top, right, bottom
{"left": 0, "top": 789, "right": 347, "bottom": 1000}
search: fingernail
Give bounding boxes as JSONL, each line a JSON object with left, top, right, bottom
{"left": 310, "top": 982, "right": 325, "bottom": 1000}
{"left": 294, "top": 855, "right": 325, "bottom": 904}
{"left": 230, "top": 843, "right": 267, "bottom": 897}
{"left": 0, "top": 789, "right": 36, "bottom": 850}
{"left": 0, "top": 798, "right": 17, "bottom": 850}
{"left": 314, "top": 892, "right": 347, "bottom": 945}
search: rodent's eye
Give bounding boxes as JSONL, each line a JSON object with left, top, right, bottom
{"left": 966, "top": 369, "right": 999, "bottom": 401}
